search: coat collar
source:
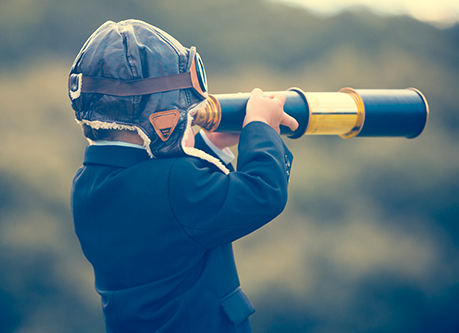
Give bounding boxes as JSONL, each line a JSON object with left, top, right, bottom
{"left": 83, "top": 145, "right": 150, "bottom": 169}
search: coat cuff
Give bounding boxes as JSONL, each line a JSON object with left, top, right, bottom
{"left": 220, "top": 287, "right": 255, "bottom": 325}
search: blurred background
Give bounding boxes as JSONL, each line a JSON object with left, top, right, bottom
{"left": 0, "top": 0, "right": 458, "bottom": 332}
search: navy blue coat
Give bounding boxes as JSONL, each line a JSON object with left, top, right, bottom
{"left": 71, "top": 122, "right": 293, "bottom": 332}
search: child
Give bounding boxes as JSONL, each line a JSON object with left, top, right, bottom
{"left": 69, "top": 19, "right": 297, "bottom": 333}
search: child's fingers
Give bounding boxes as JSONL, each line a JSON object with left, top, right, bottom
{"left": 281, "top": 112, "right": 299, "bottom": 132}
{"left": 272, "top": 93, "right": 286, "bottom": 106}
{"left": 251, "top": 88, "right": 264, "bottom": 99}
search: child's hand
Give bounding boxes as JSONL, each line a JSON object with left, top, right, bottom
{"left": 243, "top": 88, "right": 298, "bottom": 134}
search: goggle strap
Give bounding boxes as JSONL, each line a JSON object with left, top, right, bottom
{"left": 69, "top": 71, "right": 196, "bottom": 97}
{"left": 69, "top": 47, "right": 208, "bottom": 99}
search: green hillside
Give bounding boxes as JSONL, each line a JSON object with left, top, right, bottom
{"left": 1, "top": 0, "right": 458, "bottom": 332}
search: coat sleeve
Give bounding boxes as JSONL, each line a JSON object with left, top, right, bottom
{"left": 169, "top": 122, "right": 293, "bottom": 249}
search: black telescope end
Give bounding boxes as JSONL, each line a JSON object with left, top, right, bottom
{"left": 355, "top": 88, "right": 429, "bottom": 139}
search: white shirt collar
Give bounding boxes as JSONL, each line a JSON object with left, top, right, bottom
{"left": 92, "top": 140, "right": 145, "bottom": 150}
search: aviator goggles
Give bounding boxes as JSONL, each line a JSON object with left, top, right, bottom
{"left": 68, "top": 47, "right": 208, "bottom": 100}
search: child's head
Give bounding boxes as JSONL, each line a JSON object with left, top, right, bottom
{"left": 68, "top": 19, "right": 209, "bottom": 157}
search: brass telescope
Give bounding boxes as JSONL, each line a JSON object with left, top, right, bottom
{"left": 194, "top": 87, "right": 429, "bottom": 139}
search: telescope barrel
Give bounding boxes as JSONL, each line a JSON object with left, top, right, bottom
{"left": 194, "top": 87, "right": 429, "bottom": 139}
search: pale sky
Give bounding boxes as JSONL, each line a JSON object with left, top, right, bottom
{"left": 275, "top": 0, "right": 459, "bottom": 26}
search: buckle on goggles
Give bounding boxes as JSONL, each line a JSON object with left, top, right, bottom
{"left": 68, "top": 47, "right": 208, "bottom": 100}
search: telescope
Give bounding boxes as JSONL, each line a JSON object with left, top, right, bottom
{"left": 194, "top": 87, "right": 429, "bottom": 139}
